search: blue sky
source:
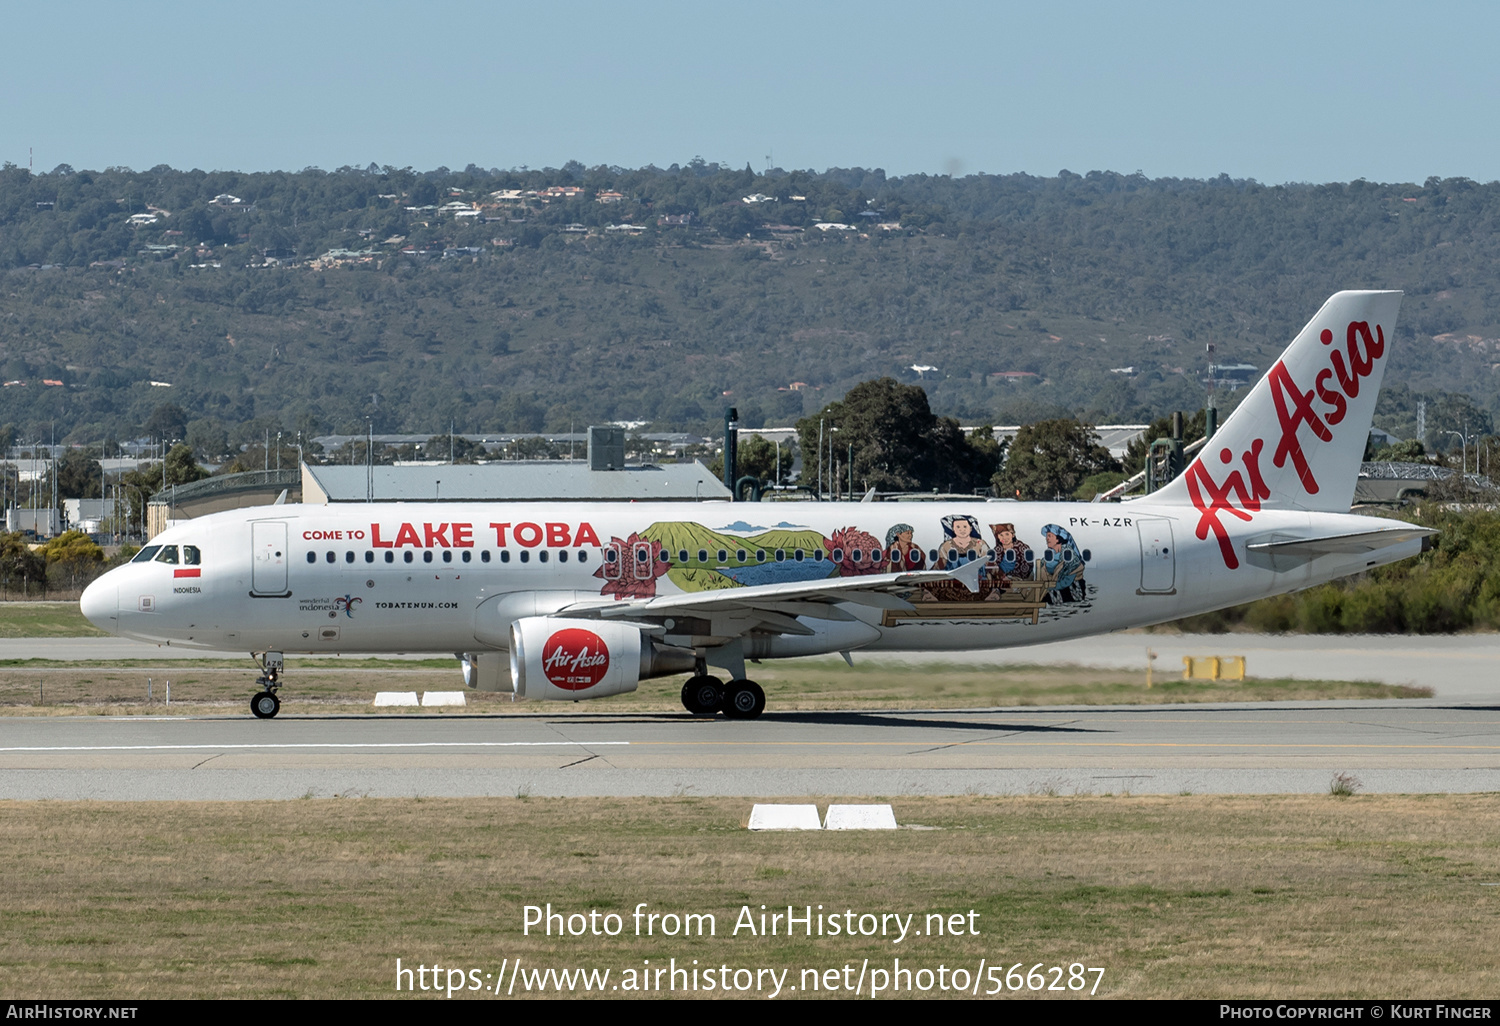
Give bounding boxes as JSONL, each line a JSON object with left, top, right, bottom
{"left": 4, "top": 0, "right": 1495, "bottom": 184}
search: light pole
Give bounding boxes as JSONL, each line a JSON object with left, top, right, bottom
{"left": 1446, "top": 430, "right": 1469, "bottom": 496}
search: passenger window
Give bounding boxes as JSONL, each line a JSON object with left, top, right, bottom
{"left": 833, "top": 548, "right": 844, "bottom": 562}
{"left": 775, "top": 549, "right": 785, "bottom": 562}
{"left": 697, "top": 549, "right": 708, "bottom": 563}
{"left": 481, "top": 550, "right": 491, "bottom": 563}
{"left": 154, "top": 546, "right": 179, "bottom": 565}
{"left": 462, "top": 550, "right": 471, "bottom": 563}
{"left": 538, "top": 550, "right": 548, "bottom": 564}
{"left": 423, "top": 551, "right": 433, "bottom": 564}
{"left": 365, "top": 551, "right": 374, "bottom": 563}
{"left": 325, "top": 551, "right": 335, "bottom": 564}
{"left": 132, "top": 546, "right": 162, "bottom": 563}
{"left": 519, "top": 551, "right": 529, "bottom": 564}
{"left": 679, "top": 549, "right": 689, "bottom": 563}
{"left": 500, "top": 550, "right": 510, "bottom": 563}
{"left": 403, "top": 551, "right": 414, "bottom": 563}
{"left": 813, "top": 548, "right": 824, "bottom": 561}
{"left": 558, "top": 550, "right": 569, "bottom": 563}
{"left": 736, "top": 549, "right": 746, "bottom": 562}
{"left": 794, "top": 549, "right": 804, "bottom": 562}
{"left": 182, "top": 545, "right": 201, "bottom": 565}
{"left": 756, "top": 550, "right": 766, "bottom": 562}
{"left": 577, "top": 550, "right": 588, "bottom": 564}
{"left": 385, "top": 551, "right": 395, "bottom": 563}
{"left": 306, "top": 552, "right": 316, "bottom": 564}
{"left": 716, "top": 549, "right": 727, "bottom": 562}
{"left": 442, "top": 550, "right": 452, "bottom": 563}
{"left": 345, "top": 551, "right": 355, "bottom": 563}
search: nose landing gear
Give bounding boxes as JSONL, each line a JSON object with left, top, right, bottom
{"left": 250, "top": 651, "right": 285, "bottom": 719}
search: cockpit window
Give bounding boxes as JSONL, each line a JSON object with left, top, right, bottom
{"left": 182, "top": 545, "right": 201, "bottom": 566}
{"left": 132, "top": 546, "right": 162, "bottom": 563}
{"left": 153, "top": 546, "right": 180, "bottom": 565}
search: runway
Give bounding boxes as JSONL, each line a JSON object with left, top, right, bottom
{"left": 5, "top": 700, "right": 1500, "bottom": 800}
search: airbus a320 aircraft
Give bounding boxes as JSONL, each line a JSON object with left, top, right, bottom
{"left": 81, "top": 291, "right": 1431, "bottom": 720}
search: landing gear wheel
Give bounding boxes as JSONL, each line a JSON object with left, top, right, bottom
{"left": 722, "top": 679, "right": 766, "bottom": 720}
{"left": 251, "top": 691, "right": 281, "bottom": 719}
{"left": 681, "top": 675, "right": 725, "bottom": 715}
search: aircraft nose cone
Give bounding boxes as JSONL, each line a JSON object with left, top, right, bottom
{"left": 80, "top": 577, "right": 118, "bottom": 634}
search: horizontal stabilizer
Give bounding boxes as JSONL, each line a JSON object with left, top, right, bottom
{"left": 1245, "top": 527, "right": 1436, "bottom": 558}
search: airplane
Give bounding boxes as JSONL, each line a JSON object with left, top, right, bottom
{"left": 80, "top": 290, "right": 1432, "bottom": 720}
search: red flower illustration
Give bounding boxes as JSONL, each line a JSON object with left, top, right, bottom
{"left": 594, "top": 532, "right": 670, "bottom": 600}
{"left": 825, "top": 526, "right": 885, "bottom": 577}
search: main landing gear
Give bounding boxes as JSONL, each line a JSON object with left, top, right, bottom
{"left": 250, "top": 651, "right": 284, "bottom": 719}
{"left": 680, "top": 674, "right": 766, "bottom": 719}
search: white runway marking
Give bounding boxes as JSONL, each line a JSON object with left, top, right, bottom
{"left": 0, "top": 741, "right": 631, "bottom": 753}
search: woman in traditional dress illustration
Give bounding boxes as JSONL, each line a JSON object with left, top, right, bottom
{"left": 883, "top": 523, "right": 925, "bottom": 571}
{"left": 987, "top": 522, "right": 1032, "bottom": 589}
{"left": 1039, "top": 523, "right": 1087, "bottom": 603}
{"left": 935, "top": 514, "right": 990, "bottom": 569}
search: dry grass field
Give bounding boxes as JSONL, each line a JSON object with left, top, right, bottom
{"left": 0, "top": 656, "right": 1430, "bottom": 716}
{"left": 1, "top": 795, "right": 1496, "bottom": 999}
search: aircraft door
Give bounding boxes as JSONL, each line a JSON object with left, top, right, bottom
{"left": 1136, "top": 517, "right": 1176, "bottom": 595}
{"left": 251, "top": 521, "right": 291, "bottom": 596}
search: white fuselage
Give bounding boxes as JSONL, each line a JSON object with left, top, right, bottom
{"left": 80, "top": 498, "right": 1422, "bottom": 658}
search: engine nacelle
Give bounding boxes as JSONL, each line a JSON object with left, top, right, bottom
{"left": 508, "top": 617, "right": 699, "bottom": 700}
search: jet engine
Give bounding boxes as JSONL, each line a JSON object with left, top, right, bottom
{"left": 508, "top": 617, "right": 696, "bottom": 701}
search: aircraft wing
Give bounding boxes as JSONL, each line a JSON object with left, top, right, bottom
{"left": 1245, "top": 527, "right": 1437, "bottom": 558}
{"left": 557, "top": 560, "right": 983, "bottom": 637}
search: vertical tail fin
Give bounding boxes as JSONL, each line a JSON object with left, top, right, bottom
{"left": 1151, "top": 290, "right": 1402, "bottom": 513}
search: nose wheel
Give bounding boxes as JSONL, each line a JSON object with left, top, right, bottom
{"left": 251, "top": 690, "right": 281, "bottom": 718}
{"left": 250, "top": 651, "right": 285, "bottom": 719}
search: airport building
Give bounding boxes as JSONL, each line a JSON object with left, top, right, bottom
{"left": 146, "top": 427, "right": 729, "bottom": 536}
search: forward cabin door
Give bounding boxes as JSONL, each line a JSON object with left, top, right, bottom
{"left": 1136, "top": 517, "right": 1176, "bottom": 595}
{"left": 251, "top": 521, "right": 290, "bottom": 596}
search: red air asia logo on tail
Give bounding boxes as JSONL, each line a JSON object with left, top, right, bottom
{"left": 1188, "top": 320, "right": 1385, "bottom": 570}
{"left": 542, "top": 628, "right": 610, "bottom": 690}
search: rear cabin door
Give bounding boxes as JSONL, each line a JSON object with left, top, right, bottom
{"left": 1136, "top": 517, "right": 1176, "bottom": 595}
{"left": 251, "top": 521, "right": 290, "bottom": 596}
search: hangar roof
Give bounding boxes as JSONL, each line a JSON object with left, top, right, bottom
{"left": 301, "top": 461, "right": 732, "bottom": 503}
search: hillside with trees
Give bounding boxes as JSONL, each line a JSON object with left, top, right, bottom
{"left": 1, "top": 162, "right": 1498, "bottom": 453}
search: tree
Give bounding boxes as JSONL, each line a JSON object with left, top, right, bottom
{"left": 143, "top": 403, "right": 190, "bottom": 442}
{"left": 50, "top": 449, "right": 103, "bottom": 499}
{"left": 995, "top": 419, "right": 1120, "bottom": 500}
{"left": 709, "top": 435, "right": 793, "bottom": 487}
{"left": 44, "top": 530, "right": 105, "bottom": 591}
{"left": 426, "top": 434, "right": 486, "bottom": 464}
{"left": 164, "top": 444, "right": 209, "bottom": 486}
{"left": 0, "top": 532, "right": 45, "bottom": 597}
{"left": 796, "top": 378, "right": 1001, "bottom": 495}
